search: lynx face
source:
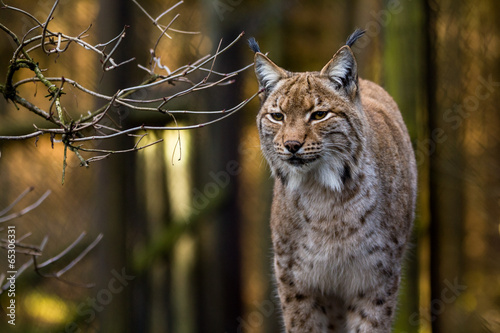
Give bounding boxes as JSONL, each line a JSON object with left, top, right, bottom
{"left": 256, "top": 49, "right": 366, "bottom": 192}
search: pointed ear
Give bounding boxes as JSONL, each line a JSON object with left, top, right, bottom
{"left": 320, "top": 46, "right": 358, "bottom": 96}
{"left": 254, "top": 53, "right": 288, "bottom": 93}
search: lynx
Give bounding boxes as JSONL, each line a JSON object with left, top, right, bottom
{"left": 249, "top": 30, "right": 417, "bottom": 333}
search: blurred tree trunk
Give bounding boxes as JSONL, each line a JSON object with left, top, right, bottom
{"left": 192, "top": 1, "right": 245, "bottom": 332}
{"left": 486, "top": 6, "right": 500, "bottom": 330}
{"left": 426, "top": 1, "right": 466, "bottom": 332}
{"left": 138, "top": 136, "right": 172, "bottom": 333}
{"left": 425, "top": 1, "right": 442, "bottom": 332}
{"left": 95, "top": 0, "right": 149, "bottom": 332}
{"left": 382, "top": 0, "right": 424, "bottom": 332}
{"left": 488, "top": 0, "right": 500, "bottom": 283}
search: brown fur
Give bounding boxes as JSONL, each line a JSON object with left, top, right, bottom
{"left": 253, "top": 38, "right": 417, "bottom": 333}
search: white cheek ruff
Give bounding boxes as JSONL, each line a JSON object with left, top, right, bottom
{"left": 315, "top": 157, "right": 344, "bottom": 192}
{"left": 279, "top": 155, "right": 345, "bottom": 192}
{"left": 286, "top": 168, "right": 307, "bottom": 191}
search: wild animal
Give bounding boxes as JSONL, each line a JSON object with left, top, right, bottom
{"left": 249, "top": 30, "right": 417, "bottom": 332}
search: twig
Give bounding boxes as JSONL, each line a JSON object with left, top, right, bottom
{"left": 118, "top": 32, "right": 246, "bottom": 97}
{"left": 151, "top": 13, "right": 180, "bottom": 61}
{"left": 0, "top": 190, "right": 51, "bottom": 223}
{"left": 132, "top": 0, "right": 190, "bottom": 39}
{"left": 79, "top": 138, "right": 164, "bottom": 164}
{"left": 1, "top": 1, "right": 44, "bottom": 27}
{"left": 36, "top": 233, "right": 86, "bottom": 268}
{"left": 33, "top": 233, "right": 103, "bottom": 287}
{"left": 70, "top": 89, "right": 260, "bottom": 142}
{"left": 0, "top": 187, "right": 34, "bottom": 217}
{"left": 155, "top": 1, "right": 184, "bottom": 24}
{"left": 40, "top": 0, "right": 60, "bottom": 55}
{"left": 101, "top": 25, "right": 134, "bottom": 71}
{"left": 0, "top": 238, "right": 43, "bottom": 256}
{"left": 1, "top": 259, "right": 34, "bottom": 291}
{"left": 0, "top": 0, "right": 254, "bottom": 171}
{"left": 14, "top": 76, "right": 113, "bottom": 100}
{"left": 62, "top": 142, "right": 68, "bottom": 185}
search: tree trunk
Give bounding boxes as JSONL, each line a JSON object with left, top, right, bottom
{"left": 95, "top": 1, "right": 149, "bottom": 331}
{"left": 382, "top": 0, "right": 424, "bottom": 331}
{"left": 192, "top": 2, "right": 245, "bottom": 331}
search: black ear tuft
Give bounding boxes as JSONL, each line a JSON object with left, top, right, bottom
{"left": 248, "top": 37, "right": 261, "bottom": 53}
{"left": 345, "top": 29, "right": 365, "bottom": 48}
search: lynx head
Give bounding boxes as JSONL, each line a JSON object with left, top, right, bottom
{"left": 250, "top": 30, "right": 367, "bottom": 192}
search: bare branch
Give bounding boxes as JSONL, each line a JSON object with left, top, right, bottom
{"left": 0, "top": 229, "right": 103, "bottom": 293}
{"left": 150, "top": 13, "right": 181, "bottom": 68}
{"left": 48, "top": 233, "right": 103, "bottom": 275}
{"left": 0, "top": 131, "right": 44, "bottom": 141}
{"left": 132, "top": 0, "right": 195, "bottom": 39}
{"left": 0, "top": 187, "right": 34, "bottom": 217}
{"left": 71, "top": 89, "right": 261, "bottom": 143}
{"left": 155, "top": 1, "right": 184, "bottom": 24}
{"left": 41, "top": 0, "right": 60, "bottom": 55}
{"left": 1, "top": 1, "right": 44, "bottom": 28}
{"left": 92, "top": 141, "right": 162, "bottom": 163}
{"left": 1, "top": 258, "right": 34, "bottom": 292}
{"left": 13, "top": 77, "right": 113, "bottom": 100}
{"left": 0, "top": 190, "right": 51, "bottom": 223}
{"left": 36, "top": 233, "right": 86, "bottom": 269}
{"left": 101, "top": 25, "right": 135, "bottom": 71}
{"left": 0, "top": 237, "right": 43, "bottom": 256}
{"left": 33, "top": 233, "right": 104, "bottom": 287}
{"left": 0, "top": 0, "right": 255, "bottom": 171}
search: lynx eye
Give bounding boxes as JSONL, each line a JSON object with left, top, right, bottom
{"left": 268, "top": 113, "right": 284, "bottom": 122}
{"left": 310, "top": 111, "right": 328, "bottom": 121}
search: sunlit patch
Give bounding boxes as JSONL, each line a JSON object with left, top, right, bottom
{"left": 24, "top": 292, "right": 71, "bottom": 324}
{"left": 465, "top": 233, "right": 485, "bottom": 258}
{"left": 458, "top": 291, "right": 477, "bottom": 312}
{"left": 163, "top": 130, "right": 192, "bottom": 221}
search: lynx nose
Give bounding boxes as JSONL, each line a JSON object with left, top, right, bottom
{"left": 284, "top": 140, "right": 303, "bottom": 154}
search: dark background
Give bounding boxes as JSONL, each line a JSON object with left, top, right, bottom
{"left": 0, "top": 0, "right": 499, "bottom": 332}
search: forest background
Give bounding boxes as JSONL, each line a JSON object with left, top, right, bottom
{"left": 0, "top": 0, "right": 499, "bottom": 332}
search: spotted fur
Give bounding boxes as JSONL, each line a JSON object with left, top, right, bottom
{"left": 251, "top": 31, "right": 417, "bottom": 333}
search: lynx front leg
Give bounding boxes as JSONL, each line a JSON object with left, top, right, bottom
{"left": 345, "top": 275, "right": 400, "bottom": 333}
{"left": 275, "top": 260, "right": 335, "bottom": 333}
{"left": 277, "top": 285, "right": 330, "bottom": 332}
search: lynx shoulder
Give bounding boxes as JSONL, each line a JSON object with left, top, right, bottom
{"left": 250, "top": 30, "right": 417, "bottom": 333}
